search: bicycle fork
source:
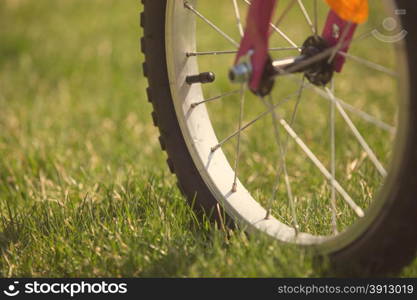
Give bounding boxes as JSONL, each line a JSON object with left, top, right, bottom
{"left": 230, "top": 0, "right": 369, "bottom": 96}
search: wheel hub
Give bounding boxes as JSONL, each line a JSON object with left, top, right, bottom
{"left": 229, "top": 35, "right": 335, "bottom": 95}
{"left": 300, "top": 35, "right": 334, "bottom": 87}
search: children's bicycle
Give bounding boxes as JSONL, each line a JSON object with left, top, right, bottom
{"left": 141, "top": 0, "right": 417, "bottom": 276}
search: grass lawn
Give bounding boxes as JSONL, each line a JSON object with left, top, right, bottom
{"left": 0, "top": 0, "right": 416, "bottom": 277}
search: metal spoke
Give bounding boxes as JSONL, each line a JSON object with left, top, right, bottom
{"left": 281, "top": 68, "right": 391, "bottom": 171}
{"left": 288, "top": 77, "right": 306, "bottom": 126}
{"left": 266, "top": 78, "right": 305, "bottom": 219}
{"left": 329, "top": 80, "right": 338, "bottom": 235}
{"left": 294, "top": 78, "right": 395, "bottom": 132}
{"left": 184, "top": 1, "right": 239, "bottom": 48}
{"left": 232, "top": 84, "right": 246, "bottom": 192}
{"left": 186, "top": 47, "right": 300, "bottom": 57}
{"left": 272, "top": 0, "right": 298, "bottom": 30}
{"left": 190, "top": 90, "right": 241, "bottom": 108}
{"left": 211, "top": 93, "right": 297, "bottom": 153}
{"left": 297, "top": 0, "right": 315, "bottom": 34}
{"left": 270, "top": 24, "right": 300, "bottom": 50}
{"left": 187, "top": 50, "right": 239, "bottom": 57}
{"left": 232, "top": 0, "right": 245, "bottom": 37}
{"left": 325, "top": 87, "right": 387, "bottom": 177}
{"left": 338, "top": 51, "right": 398, "bottom": 77}
{"left": 263, "top": 95, "right": 299, "bottom": 233}
{"left": 276, "top": 60, "right": 396, "bottom": 133}
{"left": 278, "top": 117, "right": 365, "bottom": 218}
{"left": 337, "top": 99, "right": 395, "bottom": 133}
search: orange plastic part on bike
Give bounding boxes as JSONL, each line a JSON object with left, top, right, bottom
{"left": 325, "top": 0, "right": 369, "bottom": 24}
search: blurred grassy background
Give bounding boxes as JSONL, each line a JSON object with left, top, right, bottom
{"left": 0, "top": 0, "right": 416, "bottom": 277}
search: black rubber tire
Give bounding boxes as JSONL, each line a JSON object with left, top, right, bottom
{"left": 140, "top": 0, "right": 224, "bottom": 223}
{"left": 140, "top": 0, "right": 417, "bottom": 276}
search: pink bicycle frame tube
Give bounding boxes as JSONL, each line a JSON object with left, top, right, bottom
{"left": 235, "top": 0, "right": 277, "bottom": 92}
{"left": 322, "top": 10, "right": 357, "bottom": 72}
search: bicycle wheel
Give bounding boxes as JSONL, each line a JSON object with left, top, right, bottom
{"left": 141, "top": 0, "right": 417, "bottom": 276}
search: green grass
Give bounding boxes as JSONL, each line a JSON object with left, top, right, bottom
{"left": 0, "top": 0, "right": 416, "bottom": 277}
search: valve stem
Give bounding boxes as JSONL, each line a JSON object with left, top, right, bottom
{"left": 186, "top": 72, "right": 216, "bottom": 85}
